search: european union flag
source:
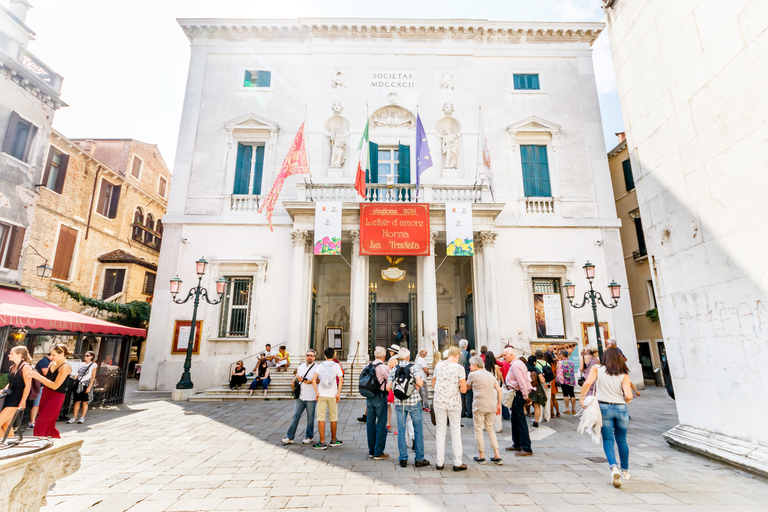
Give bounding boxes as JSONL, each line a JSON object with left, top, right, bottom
{"left": 415, "top": 114, "right": 432, "bottom": 197}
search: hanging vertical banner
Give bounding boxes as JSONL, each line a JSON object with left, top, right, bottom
{"left": 445, "top": 203, "right": 474, "bottom": 256}
{"left": 314, "top": 202, "right": 342, "bottom": 255}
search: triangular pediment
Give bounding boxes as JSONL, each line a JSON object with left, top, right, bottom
{"left": 506, "top": 115, "right": 561, "bottom": 135}
{"left": 224, "top": 113, "right": 280, "bottom": 133}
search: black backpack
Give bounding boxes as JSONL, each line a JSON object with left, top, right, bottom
{"left": 358, "top": 361, "right": 383, "bottom": 398}
{"left": 541, "top": 363, "right": 555, "bottom": 383}
{"left": 392, "top": 363, "right": 415, "bottom": 400}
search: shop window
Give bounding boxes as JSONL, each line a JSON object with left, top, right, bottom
{"left": 532, "top": 277, "right": 565, "bottom": 339}
{"left": 42, "top": 147, "right": 69, "bottom": 193}
{"left": 2, "top": 111, "right": 37, "bottom": 162}
{"left": 219, "top": 277, "right": 253, "bottom": 337}
{"left": 51, "top": 225, "right": 78, "bottom": 280}
{"left": 101, "top": 268, "right": 126, "bottom": 299}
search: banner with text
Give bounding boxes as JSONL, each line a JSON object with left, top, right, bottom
{"left": 314, "top": 202, "right": 342, "bottom": 255}
{"left": 445, "top": 203, "right": 474, "bottom": 256}
{"left": 360, "top": 203, "right": 430, "bottom": 256}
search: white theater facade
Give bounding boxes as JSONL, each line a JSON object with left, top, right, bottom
{"left": 140, "top": 18, "right": 641, "bottom": 392}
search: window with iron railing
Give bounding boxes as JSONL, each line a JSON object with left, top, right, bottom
{"left": 219, "top": 277, "right": 253, "bottom": 337}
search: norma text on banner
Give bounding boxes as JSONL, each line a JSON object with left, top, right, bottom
{"left": 360, "top": 203, "right": 430, "bottom": 256}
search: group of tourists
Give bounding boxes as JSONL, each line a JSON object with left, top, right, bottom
{"left": 229, "top": 343, "right": 291, "bottom": 397}
{"left": 275, "top": 338, "right": 637, "bottom": 487}
{"left": 1, "top": 344, "right": 98, "bottom": 441}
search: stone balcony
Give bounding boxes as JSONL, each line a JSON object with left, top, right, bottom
{"left": 0, "top": 34, "right": 66, "bottom": 108}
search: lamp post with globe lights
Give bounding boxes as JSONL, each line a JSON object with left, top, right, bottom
{"left": 169, "top": 257, "right": 227, "bottom": 389}
{"left": 563, "top": 261, "right": 621, "bottom": 359}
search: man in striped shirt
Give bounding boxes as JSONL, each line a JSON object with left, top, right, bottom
{"left": 502, "top": 347, "right": 534, "bottom": 456}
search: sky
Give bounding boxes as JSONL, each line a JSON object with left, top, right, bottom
{"left": 20, "top": 0, "right": 624, "bottom": 169}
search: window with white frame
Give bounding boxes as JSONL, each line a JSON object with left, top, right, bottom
{"left": 376, "top": 147, "right": 399, "bottom": 184}
{"left": 219, "top": 277, "right": 253, "bottom": 337}
{"left": 101, "top": 268, "right": 126, "bottom": 299}
{"left": 131, "top": 156, "right": 142, "bottom": 179}
{"left": 158, "top": 176, "right": 167, "bottom": 197}
{"left": 243, "top": 70, "right": 271, "bottom": 88}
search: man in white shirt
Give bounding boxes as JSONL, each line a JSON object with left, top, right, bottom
{"left": 311, "top": 347, "right": 344, "bottom": 450}
{"left": 262, "top": 344, "right": 279, "bottom": 367}
{"left": 282, "top": 350, "right": 319, "bottom": 445}
{"left": 415, "top": 349, "right": 431, "bottom": 411}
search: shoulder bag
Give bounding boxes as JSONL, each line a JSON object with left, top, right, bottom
{"left": 291, "top": 363, "right": 315, "bottom": 400}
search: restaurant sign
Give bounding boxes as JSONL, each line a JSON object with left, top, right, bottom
{"left": 359, "top": 203, "right": 431, "bottom": 256}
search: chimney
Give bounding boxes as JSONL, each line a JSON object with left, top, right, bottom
{"left": 8, "top": 0, "right": 31, "bottom": 24}
{"left": 86, "top": 139, "right": 98, "bottom": 155}
{"left": 616, "top": 132, "right": 626, "bottom": 144}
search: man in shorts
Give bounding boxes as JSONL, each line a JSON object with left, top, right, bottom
{"left": 312, "top": 347, "right": 344, "bottom": 450}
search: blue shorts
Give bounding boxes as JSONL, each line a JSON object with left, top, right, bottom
{"left": 33, "top": 392, "right": 42, "bottom": 407}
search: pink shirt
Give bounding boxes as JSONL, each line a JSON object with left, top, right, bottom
{"left": 505, "top": 358, "right": 533, "bottom": 399}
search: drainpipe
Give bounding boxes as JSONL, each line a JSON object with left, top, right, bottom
{"left": 85, "top": 166, "right": 101, "bottom": 240}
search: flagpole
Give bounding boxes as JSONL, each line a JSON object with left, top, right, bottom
{"left": 304, "top": 104, "right": 312, "bottom": 190}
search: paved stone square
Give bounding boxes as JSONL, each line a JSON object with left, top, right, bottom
{"left": 41, "top": 384, "right": 768, "bottom": 512}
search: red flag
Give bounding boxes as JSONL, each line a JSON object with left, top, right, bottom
{"left": 258, "top": 122, "right": 309, "bottom": 231}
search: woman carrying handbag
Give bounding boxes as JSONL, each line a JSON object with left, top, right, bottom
{"left": 69, "top": 351, "right": 97, "bottom": 424}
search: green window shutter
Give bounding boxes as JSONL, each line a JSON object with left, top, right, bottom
{"left": 256, "top": 71, "right": 271, "bottom": 87}
{"left": 521, "top": 145, "right": 536, "bottom": 196}
{"left": 514, "top": 74, "right": 523, "bottom": 90}
{"left": 622, "top": 159, "right": 635, "bottom": 191}
{"left": 252, "top": 145, "right": 265, "bottom": 194}
{"left": 535, "top": 145, "right": 551, "bottom": 197}
{"left": 244, "top": 71, "right": 253, "bottom": 87}
{"left": 368, "top": 141, "right": 378, "bottom": 184}
{"left": 521, "top": 145, "right": 551, "bottom": 197}
{"left": 233, "top": 143, "right": 252, "bottom": 195}
{"left": 530, "top": 74, "right": 540, "bottom": 90}
{"left": 397, "top": 144, "right": 410, "bottom": 184}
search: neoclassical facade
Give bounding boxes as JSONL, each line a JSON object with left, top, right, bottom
{"left": 140, "top": 18, "right": 641, "bottom": 392}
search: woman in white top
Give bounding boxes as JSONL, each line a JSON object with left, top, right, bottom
{"left": 69, "top": 351, "right": 97, "bottom": 424}
{"left": 579, "top": 347, "right": 633, "bottom": 488}
{"left": 431, "top": 346, "right": 467, "bottom": 471}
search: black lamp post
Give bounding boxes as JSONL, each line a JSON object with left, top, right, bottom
{"left": 170, "top": 257, "right": 227, "bottom": 389}
{"left": 564, "top": 261, "right": 621, "bottom": 359}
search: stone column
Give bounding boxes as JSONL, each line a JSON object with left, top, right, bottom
{"left": 348, "top": 230, "right": 369, "bottom": 361}
{"left": 471, "top": 239, "right": 486, "bottom": 347}
{"left": 299, "top": 236, "right": 315, "bottom": 354}
{"left": 286, "top": 230, "right": 309, "bottom": 356}
{"left": 419, "top": 231, "right": 439, "bottom": 358}
{"left": 479, "top": 231, "right": 501, "bottom": 349}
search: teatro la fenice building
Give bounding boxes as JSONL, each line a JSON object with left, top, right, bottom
{"left": 139, "top": 17, "right": 643, "bottom": 393}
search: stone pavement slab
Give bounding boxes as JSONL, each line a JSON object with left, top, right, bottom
{"left": 37, "top": 384, "right": 768, "bottom": 512}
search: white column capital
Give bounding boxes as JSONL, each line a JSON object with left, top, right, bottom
{"left": 430, "top": 230, "right": 439, "bottom": 250}
{"left": 478, "top": 230, "right": 498, "bottom": 248}
{"left": 349, "top": 229, "right": 361, "bottom": 253}
{"left": 291, "top": 229, "right": 310, "bottom": 247}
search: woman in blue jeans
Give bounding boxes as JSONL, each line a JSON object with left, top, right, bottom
{"left": 580, "top": 347, "right": 633, "bottom": 487}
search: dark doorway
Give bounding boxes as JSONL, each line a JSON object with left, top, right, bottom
{"left": 375, "top": 303, "right": 409, "bottom": 351}
{"left": 636, "top": 341, "right": 654, "bottom": 381}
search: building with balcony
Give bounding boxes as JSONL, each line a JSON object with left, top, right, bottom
{"left": 0, "top": 0, "right": 66, "bottom": 287}
{"left": 140, "top": 17, "right": 641, "bottom": 392}
{"left": 608, "top": 132, "right": 665, "bottom": 387}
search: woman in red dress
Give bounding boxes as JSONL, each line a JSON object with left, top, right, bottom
{"left": 29, "top": 344, "right": 72, "bottom": 438}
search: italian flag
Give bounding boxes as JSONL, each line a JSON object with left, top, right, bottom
{"left": 353, "top": 121, "right": 370, "bottom": 199}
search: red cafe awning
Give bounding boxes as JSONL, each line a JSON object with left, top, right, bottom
{"left": 0, "top": 288, "right": 146, "bottom": 338}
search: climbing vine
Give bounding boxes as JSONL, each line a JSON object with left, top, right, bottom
{"left": 54, "top": 284, "right": 151, "bottom": 327}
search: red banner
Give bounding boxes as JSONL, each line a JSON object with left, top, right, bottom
{"left": 360, "top": 203, "right": 431, "bottom": 256}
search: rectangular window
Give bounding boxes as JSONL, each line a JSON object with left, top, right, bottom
{"left": 622, "top": 159, "right": 634, "bottom": 191}
{"left": 521, "top": 144, "right": 551, "bottom": 197}
{"left": 219, "top": 277, "right": 253, "bottom": 337}
{"left": 101, "top": 268, "right": 126, "bottom": 299}
{"left": 0, "top": 222, "right": 25, "bottom": 270}
{"left": 42, "top": 148, "right": 70, "bottom": 194}
{"left": 376, "top": 147, "right": 400, "bottom": 184}
{"left": 2, "top": 112, "right": 38, "bottom": 162}
{"left": 532, "top": 278, "right": 565, "bottom": 339}
{"left": 244, "top": 70, "right": 271, "bottom": 88}
{"left": 142, "top": 271, "right": 156, "bottom": 295}
{"left": 233, "top": 143, "right": 265, "bottom": 195}
{"left": 131, "top": 156, "right": 142, "bottom": 179}
{"left": 647, "top": 279, "right": 657, "bottom": 309}
{"left": 634, "top": 217, "right": 647, "bottom": 256}
{"left": 51, "top": 225, "right": 78, "bottom": 280}
{"left": 158, "top": 176, "right": 167, "bottom": 197}
{"left": 513, "top": 74, "right": 540, "bottom": 90}
{"left": 96, "top": 179, "right": 121, "bottom": 218}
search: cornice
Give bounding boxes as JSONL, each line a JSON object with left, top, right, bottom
{"left": 178, "top": 18, "right": 604, "bottom": 46}
{"left": 607, "top": 139, "right": 627, "bottom": 158}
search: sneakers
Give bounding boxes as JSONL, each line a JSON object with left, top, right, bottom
{"left": 621, "top": 471, "right": 631, "bottom": 481}
{"left": 373, "top": 453, "right": 390, "bottom": 461}
{"left": 473, "top": 457, "right": 487, "bottom": 465}
{"left": 67, "top": 417, "right": 77, "bottom": 424}
{"left": 611, "top": 467, "right": 621, "bottom": 487}
{"left": 281, "top": 438, "right": 295, "bottom": 444}
{"left": 490, "top": 457, "right": 503, "bottom": 465}
{"left": 313, "top": 442, "right": 328, "bottom": 450}
{"left": 329, "top": 440, "right": 343, "bottom": 447}
{"left": 302, "top": 438, "right": 313, "bottom": 444}
{"left": 77, "top": 417, "right": 85, "bottom": 424}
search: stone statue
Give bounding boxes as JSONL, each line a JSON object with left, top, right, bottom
{"left": 442, "top": 102, "right": 454, "bottom": 116}
{"left": 330, "top": 130, "right": 346, "bottom": 168}
{"left": 442, "top": 130, "right": 458, "bottom": 169}
{"left": 332, "top": 303, "right": 350, "bottom": 332}
{"left": 332, "top": 101, "right": 343, "bottom": 115}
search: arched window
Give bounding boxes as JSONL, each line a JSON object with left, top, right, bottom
{"left": 144, "top": 213, "right": 155, "bottom": 245}
{"left": 155, "top": 219, "right": 163, "bottom": 249}
{"left": 132, "top": 207, "right": 144, "bottom": 241}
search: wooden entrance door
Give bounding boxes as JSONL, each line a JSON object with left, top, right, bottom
{"left": 375, "top": 303, "right": 410, "bottom": 351}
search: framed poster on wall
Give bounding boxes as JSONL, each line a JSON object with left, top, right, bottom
{"left": 580, "top": 322, "right": 610, "bottom": 347}
{"left": 326, "top": 326, "right": 343, "bottom": 350}
{"left": 171, "top": 320, "right": 203, "bottom": 354}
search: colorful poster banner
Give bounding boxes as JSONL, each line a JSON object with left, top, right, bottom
{"left": 534, "top": 293, "right": 565, "bottom": 338}
{"left": 359, "top": 203, "right": 430, "bottom": 256}
{"left": 314, "top": 202, "right": 342, "bottom": 255}
{"left": 445, "top": 203, "right": 474, "bottom": 256}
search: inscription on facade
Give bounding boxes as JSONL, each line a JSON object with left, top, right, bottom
{"left": 370, "top": 71, "right": 415, "bottom": 89}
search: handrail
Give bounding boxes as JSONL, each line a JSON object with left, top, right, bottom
{"left": 229, "top": 352, "right": 264, "bottom": 376}
{"left": 349, "top": 341, "right": 360, "bottom": 396}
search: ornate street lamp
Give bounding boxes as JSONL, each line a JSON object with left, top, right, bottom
{"left": 564, "top": 261, "right": 621, "bottom": 358}
{"left": 170, "top": 257, "right": 227, "bottom": 389}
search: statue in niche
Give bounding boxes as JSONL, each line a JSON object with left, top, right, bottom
{"left": 436, "top": 282, "right": 450, "bottom": 296}
{"left": 332, "top": 101, "right": 343, "bottom": 115}
{"left": 329, "top": 129, "right": 347, "bottom": 168}
{"left": 442, "top": 102, "right": 454, "bottom": 116}
{"left": 442, "top": 129, "right": 458, "bottom": 169}
{"left": 328, "top": 303, "right": 350, "bottom": 332}
{"left": 439, "top": 71, "right": 455, "bottom": 90}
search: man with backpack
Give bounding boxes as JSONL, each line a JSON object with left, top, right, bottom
{"left": 282, "top": 350, "right": 318, "bottom": 446}
{"left": 311, "top": 347, "right": 344, "bottom": 450}
{"left": 360, "top": 346, "right": 391, "bottom": 460}
{"left": 535, "top": 350, "right": 554, "bottom": 423}
{"left": 386, "top": 348, "right": 430, "bottom": 468}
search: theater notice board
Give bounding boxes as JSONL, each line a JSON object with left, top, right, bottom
{"left": 360, "top": 203, "right": 431, "bottom": 256}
